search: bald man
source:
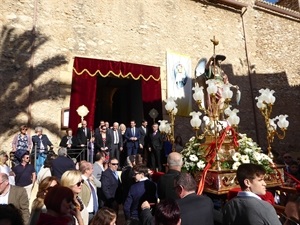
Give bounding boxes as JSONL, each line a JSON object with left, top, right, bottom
{"left": 0, "top": 173, "right": 30, "bottom": 224}
{"left": 77, "top": 120, "right": 91, "bottom": 146}
{"left": 157, "top": 152, "right": 183, "bottom": 200}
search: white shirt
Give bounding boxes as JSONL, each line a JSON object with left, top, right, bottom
{"left": 82, "top": 175, "right": 97, "bottom": 213}
{"left": 37, "top": 166, "right": 51, "bottom": 184}
{"left": 0, "top": 185, "right": 10, "bottom": 204}
{"left": 139, "top": 177, "right": 148, "bottom": 182}
{"left": 114, "top": 130, "right": 119, "bottom": 144}
{"left": 237, "top": 191, "right": 262, "bottom": 200}
{"left": 0, "top": 165, "right": 15, "bottom": 185}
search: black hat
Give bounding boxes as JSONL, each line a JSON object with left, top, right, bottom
{"left": 215, "top": 55, "right": 226, "bottom": 61}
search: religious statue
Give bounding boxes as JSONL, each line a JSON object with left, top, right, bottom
{"left": 195, "top": 37, "right": 240, "bottom": 121}
{"left": 204, "top": 54, "right": 229, "bottom": 102}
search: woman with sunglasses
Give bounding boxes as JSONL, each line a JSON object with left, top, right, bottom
{"left": 61, "top": 170, "right": 89, "bottom": 225}
{"left": 11, "top": 125, "right": 32, "bottom": 165}
{"left": 95, "top": 125, "right": 112, "bottom": 163}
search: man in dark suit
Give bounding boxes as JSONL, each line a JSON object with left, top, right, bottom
{"left": 175, "top": 173, "right": 214, "bottom": 225}
{"left": 125, "top": 120, "right": 141, "bottom": 156}
{"left": 110, "top": 122, "right": 123, "bottom": 165}
{"left": 105, "top": 121, "right": 114, "bottom": 137}
{"left": 76, "top": 120, "right": 92, "bottom": 146}
{"left": 59, "top": 128, "right": 79, "bottom": 149}
{"left": 148, "top": 123, "right": 163, "bottom": 171}
{"left": 158, "top": 152, "right": 182, "bottom": 200}
{"left": 51, "top": 148, "right": 75, "bottom": 180}
{"left": 0, "top": 173, "right": 30, "bottom": 225}
{"left": 77, "top": 120, "right": 94, "bottom": 161}
{"left": 100, "top": 158, "right": 122, "bottom": 215}
{"left": 138, "top": 120, "right": 149, "bottom": 162}
{"left": 123, "top": 164, "right": 157, "bottom": 222}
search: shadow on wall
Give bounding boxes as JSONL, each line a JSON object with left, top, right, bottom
{"left": 249, "top": 70, "right": 300, "bottom": 155}
{"left": 0, "top": 25, "right": 68, "bottom": 138}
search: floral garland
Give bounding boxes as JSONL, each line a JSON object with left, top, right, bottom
{"left": 181, "top": 133, "right": 274, "bottom": 174}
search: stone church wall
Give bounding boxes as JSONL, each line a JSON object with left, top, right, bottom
{"left": 0, "top": 0, "right": 299, "bottom": 156}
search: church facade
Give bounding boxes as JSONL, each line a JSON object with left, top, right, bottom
{"left": 0, "top": 0, "right": 299, "bottom": 155}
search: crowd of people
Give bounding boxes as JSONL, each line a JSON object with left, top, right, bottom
{"left": 0, "top": 121, "right": 299, "bottom": 225}
{"left": 61, "top": 120, "right": 183, "bottom": 173}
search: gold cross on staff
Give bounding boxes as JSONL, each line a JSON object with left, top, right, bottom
{"left": 210, "top": 36, "right": 219, "bottom": 75}
{"left": 210, "top": 36, "right": 219, "bottom": 46}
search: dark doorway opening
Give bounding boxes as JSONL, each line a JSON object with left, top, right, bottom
{"left": 94, "top": 76, "right": 143, "bottom": 128}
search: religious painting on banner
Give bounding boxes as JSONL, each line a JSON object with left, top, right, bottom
{"left": 167, "top": 52, "right": 192, "bottom": 116}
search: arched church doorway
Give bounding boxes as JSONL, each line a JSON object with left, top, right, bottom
{"left": 69, "top": 57, "right": 163, "bottom": 133}
{"left": 94, "top": 76, "right": 143, "bottom": 128}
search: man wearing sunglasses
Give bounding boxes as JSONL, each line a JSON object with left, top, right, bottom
{"left": 100, "top": 158, "right": 122, "bottom": 215}
{"left": 12, "top": 151, "right": 36, "bottom": 201}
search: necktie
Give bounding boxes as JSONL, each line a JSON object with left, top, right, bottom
{"left": 87, "top": 179, "right": 98, "bottom": 213}
{"left": 132, "top": 128, "right": 135, "bottom": 136}
{"left": 84, "top": 128, "right": 87, "bottom": 136}
{"left": 113, "top": 171, "right": 119, "bottom": 180}
{"left": 67, "top": 136, "right": 72, "bottom": 145}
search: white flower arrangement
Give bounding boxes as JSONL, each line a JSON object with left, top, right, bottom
{"left": 181, "top": 133, "right": 275, "bottom": 174}
{"left": 181, "top": 136, "right": 207, "bottom": 173}
{"left": 235, "top": 134, "right": 274, "bottom": 174}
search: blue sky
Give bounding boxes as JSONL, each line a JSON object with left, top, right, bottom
{"left": 266, "top": 0, "right": 278, "bottom": 3}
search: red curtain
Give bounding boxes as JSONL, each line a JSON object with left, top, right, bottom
{"left": 69, "top": 57, "right": 161, "bottom": 133}
{"left": 141, "top": 78, "right": 162, "bottom": 124}
{"left": 71, "top": 57, "right": 160, "bottom": 80}
{"left": 69, "top": 68, "right": 97, "bottom": 132}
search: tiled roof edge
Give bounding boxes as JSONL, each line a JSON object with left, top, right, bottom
{"left": 255, "top": 0, "right": 300, "bottom": 20}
